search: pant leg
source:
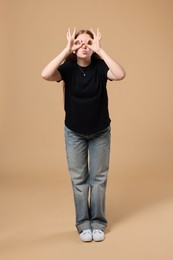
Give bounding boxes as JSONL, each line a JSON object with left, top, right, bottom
{"left": 88, "top": 126, "right": 111, "bottom": 231}
{"left": 64, "top": 126, "right": 91, "bottom": 233}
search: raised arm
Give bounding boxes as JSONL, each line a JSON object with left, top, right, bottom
{"left": 88, "top": 28, "right": 126, "bottom": 81}
{"left": 41, "top": 48, "right": 70, "bottom": 81}
{"left": 41, "top": 28, "right": 82, "bottom": 81}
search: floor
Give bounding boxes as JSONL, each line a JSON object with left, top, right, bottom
{"left": 0, "top": 166, "right": 173, "bottom": 260}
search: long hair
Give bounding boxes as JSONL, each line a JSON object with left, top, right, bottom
{"left": 63, "top": 30, "right": 101, "bottom": 99}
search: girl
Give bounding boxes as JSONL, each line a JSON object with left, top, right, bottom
{"left": 41, "top": 28, "right": 125, "bottom": 242}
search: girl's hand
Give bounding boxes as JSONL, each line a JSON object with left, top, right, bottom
{"left": 66, "top": 28, "right": 82, "bottom": 53}
{"left": 87, "top": 28, "right": 102, "bottom": 53}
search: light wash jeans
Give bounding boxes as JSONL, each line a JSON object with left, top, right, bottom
{"left": 65, "top": 125, "right": 111, "bottom": 233}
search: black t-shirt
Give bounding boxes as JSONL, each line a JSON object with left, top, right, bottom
{"left": 58, "top": 59, "right": 111, "bottom": 134}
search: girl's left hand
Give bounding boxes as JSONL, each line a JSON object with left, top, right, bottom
{"left": 87, "top": 28, "right": 102, "bottom": 53}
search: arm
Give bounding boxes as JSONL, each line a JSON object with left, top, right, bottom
{"left": 41, "top": 28, "right": 82, "bottom": 81}
{"left": 88, "top": 29, "right": 126, "bottom": 81}
{"left": 97, "top": 48, "right": 126, "bottom": 81}
{"left": 41, "top": 48, "right": 71, "bottom": 81}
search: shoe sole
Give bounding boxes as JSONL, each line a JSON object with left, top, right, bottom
{"left": 80, "top": 238, "right": 93, "bottom": 242}
{"left": 93, "top": 238, "right": 105, "bottom": 242}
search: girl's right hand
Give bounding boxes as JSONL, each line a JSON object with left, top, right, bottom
{"left": 66, "top": 28, "right": 82, "bottom": 53}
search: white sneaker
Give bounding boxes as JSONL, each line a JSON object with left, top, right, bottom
{"left": 92, "top": 229, "right": 105, "bottom": 242}
{"left": 79, "top": 229, "right": 93, "bottom": 242}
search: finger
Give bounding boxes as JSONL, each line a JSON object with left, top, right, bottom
{"left": 97, "top": 28, "right": 102, "bottom": 40}
{"left": 91, "top": 28, "right": 96, "bottom": 37}
{"left": 67, "top": 28, "right": 71, "bottom": 39}
{"left": 97, "top": 28, "right": 99, "bottom": 35}
{"left": 74, "top": 39, "right": 81, "bottom": 45}
{"left": 86, "top": 44, "right": 93, "bottom": 50}
{"left": 86, "top": 40, "right": 94, "bottom": 49}
{"left": 72, "top": 27, "right": 76, "bottom": 38}
{"left": 96, "top": 28, "right": 101, "bottom": 38}
{"left": 73, "top": 42, "right": 83, "bottom": 51}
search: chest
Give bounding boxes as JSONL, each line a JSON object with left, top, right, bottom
{"left": 67, "top": 65, "right": 102, "bottom": 98}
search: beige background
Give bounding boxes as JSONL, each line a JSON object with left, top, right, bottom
{"left": 1, "top": 0, "right": 173, "bottom": 259}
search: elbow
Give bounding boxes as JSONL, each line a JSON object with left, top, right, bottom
{"left": 41, "top": 70, "right": 61, "bottom": 81}
{"left": 41, "top": 69, "right": 46, "bottom": 79}
{"left": 116, "top": 70, "right": 126, "bottom": 81}
{"left": 41, "top": 70, "right": 51, "bottom": 81}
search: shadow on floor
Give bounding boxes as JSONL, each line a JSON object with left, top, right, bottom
{"left": 106, "top": 164, "right": 173, "bottom": 230}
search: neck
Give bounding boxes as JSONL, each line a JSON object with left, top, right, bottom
{"left": 77, "top": 58, "right": 91, "bottom": 67}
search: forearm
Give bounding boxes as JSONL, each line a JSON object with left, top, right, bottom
{"left": 97, "top": 48, "right": 126, "bottom": 80}
{"left": 41, "top": 47, "right": 71, "bottom": 81}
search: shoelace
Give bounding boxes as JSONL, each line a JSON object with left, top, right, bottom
{"left": 82, "top": 230, "right": 92, "bottom": 235}
{"left": 93, "top": 229, "right": 103, "bottom": 234}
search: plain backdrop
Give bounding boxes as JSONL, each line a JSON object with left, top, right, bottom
{"left": 1, "top": 0, "right": 173, "bottom": 260}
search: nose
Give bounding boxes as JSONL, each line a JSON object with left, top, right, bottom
{"left": 81, "top": 42, "right": 87, "bottom": 49}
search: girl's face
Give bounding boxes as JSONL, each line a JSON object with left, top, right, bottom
{"left": 75, "top": 33, "right": 93, "bottom": 60}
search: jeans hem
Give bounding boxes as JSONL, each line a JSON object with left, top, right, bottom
{"left": 76, "top": 221, "right": 107, "bottom": 233}
{"left": 76, "top": 221, "right": 92, "bottom": 233}
{"left": 91, "top": 221, "right": 107, "bottom": 231}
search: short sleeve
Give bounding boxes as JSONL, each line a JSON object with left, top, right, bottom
{"left": 98, "top": 59, "right": 109, "bottom": 78}
{"left": 57, "top": 61, "right": 73, "bottom": 82}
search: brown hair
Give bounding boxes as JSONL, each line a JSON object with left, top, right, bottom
{"left": 65, "top": 29, "right": 100, "bottom": 62}
{"left": 63, "top": 30, "right": 100, "bottom": 100}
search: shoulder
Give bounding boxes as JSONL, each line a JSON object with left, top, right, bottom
{"left": 93, "top": 59, "right": 109, "bottom": 78}
{"left": 58, "top": 60, "right": 76, "bottom": 79}
{"left": 98, "top": 59, "right": 108, "bottom": 67}
{"left": 93, "top": 59, "right": 108, "bottom": 69}
{"left": 59, "top": 60, "right": 76, "bottom": 69}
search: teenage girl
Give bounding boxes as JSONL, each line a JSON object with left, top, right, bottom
{"left": 41, "top": 28, "right": 126, "bottom": 242}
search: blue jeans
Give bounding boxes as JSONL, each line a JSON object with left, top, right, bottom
{"left": 64, "top": 125, "right": 111, "bottom": 233}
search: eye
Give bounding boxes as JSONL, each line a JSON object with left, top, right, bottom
{"left": 87, "top": 40, "right": 92, "bottom": 45}
{"left": 75, "top": 40, "right": 80, "bottom": 45}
